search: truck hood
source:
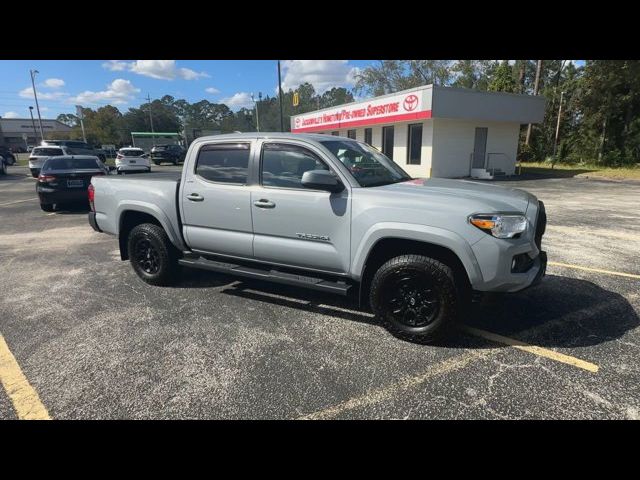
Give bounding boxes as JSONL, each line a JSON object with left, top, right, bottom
{"left": 374, "top": 178, "right": 534, "bottom": 213}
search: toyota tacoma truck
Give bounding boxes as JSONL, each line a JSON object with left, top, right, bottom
{"left": 88, "top": 133, "right": 547, "bottom": 343}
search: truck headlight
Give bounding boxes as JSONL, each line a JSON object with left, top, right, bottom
{"left": 469, "top": 214, "right": 528, "bottom": 239}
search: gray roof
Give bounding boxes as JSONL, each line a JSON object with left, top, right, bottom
{"left": 194, "top": 132, "right": 340, "bottom": 142}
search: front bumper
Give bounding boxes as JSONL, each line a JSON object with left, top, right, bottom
{"left": 470, "top": 200, "right": 547, "bottom": 293}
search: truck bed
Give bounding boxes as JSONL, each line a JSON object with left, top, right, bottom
{"left": 91, "top": 171, "right": 184, "bottom": 249}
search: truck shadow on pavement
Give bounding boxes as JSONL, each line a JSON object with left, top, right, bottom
{"left": 189, "top": 272, "right": 638, "bottom": 348}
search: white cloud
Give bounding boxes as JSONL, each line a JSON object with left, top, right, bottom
{"left": 102, "top": 60, "right": 128, "bottom": 71}
{"left": 220, "top": 92, "right": 253, "bottom": 110}
{"left": 3, "top": 111, "right": 20, "bottom": 118}
{"left": 71, "top": 78, "right": 140, "bottom": 105}
{"left": 42, "top": 78, "right": 65, "bottom": 88}
{"left": 205, "top": 86, "right": 221, "bottom": 94}
{"left": 280, "top": 60, "right": 359, "bottom": 94}
{"left": 19, "top": 87, "right": 68, "bottom": 100}
{"left": 102, "top": 60, "right": 209, "bottom": 80}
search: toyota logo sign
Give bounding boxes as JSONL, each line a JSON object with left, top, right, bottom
{"left": 403, "top": 94, "right": 419, "bottom": 112}
{"left": 295, "top": 118, "right": 301, "bottom": 127}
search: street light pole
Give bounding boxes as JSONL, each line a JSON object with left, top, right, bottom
{"left": 278, "top": 60, "right": 284, "bottom": 132}
{"left": 30, "top": 69, "right": 45, "bottom": 142}
{"left": 28, "top": 106, "right": 38, "bottom": 143}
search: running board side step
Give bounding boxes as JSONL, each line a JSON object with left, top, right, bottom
{"left": 178, "top": 256, "right": 351, "bottom": 295}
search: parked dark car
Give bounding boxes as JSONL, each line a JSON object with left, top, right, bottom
{"left": 41, "top": 140, "right": 107, "bottom": 162}
{"left": 150, "top": 144, "right": 185, "bottom": 165}
{"left": 36, "top": 155, "right": 109, "bottom": 212}
{"left": 0, "top": 146, "right": 16, "bottom": 165}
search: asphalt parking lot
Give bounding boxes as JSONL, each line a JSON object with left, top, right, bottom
{"left": 1, "top": 164, "right": 639, "bottom": 419}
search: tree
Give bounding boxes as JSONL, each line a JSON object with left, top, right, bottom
{"left": 488, "top": 61, "right": 518, "bottom": 93}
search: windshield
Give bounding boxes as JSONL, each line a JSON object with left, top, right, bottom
{"left": 43, "top": 158, "right": 101, "bottom": 170}
{"left": 32, "top": 148, "right": 64, "bottom": 156}
{"left": 319, "top": 139, "right": 411, "bottom": 187}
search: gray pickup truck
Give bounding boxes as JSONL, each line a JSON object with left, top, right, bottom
{"left": 88, "top": 132, "right": 546, "bottom": 343}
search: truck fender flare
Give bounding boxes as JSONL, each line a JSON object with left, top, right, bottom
{"left": 350, "top": 222, "right": 483, "bottom": 285}
{"left": 116, "top": 201, "right": 187, "bottom": 252}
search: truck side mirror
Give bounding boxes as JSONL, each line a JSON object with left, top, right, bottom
{"left": 301, "top": 170, "right": 343, "bottom": 193}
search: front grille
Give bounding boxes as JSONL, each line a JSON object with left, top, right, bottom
{"left": 534, "top": 201, "right": 546, "bottom": 249}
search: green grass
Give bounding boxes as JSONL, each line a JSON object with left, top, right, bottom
{"left": 520, "top": 161, "right": 640, "bottom": 180}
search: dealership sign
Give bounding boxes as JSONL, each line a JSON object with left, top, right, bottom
{"left": 291, "top": 90, "right": 431, "bottom": 133}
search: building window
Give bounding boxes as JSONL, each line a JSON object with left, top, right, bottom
{"left": 382, "top": 126, "right": 394, "bottom": 160}
{"left": 331, "top": 131, "right": 339, "bottom": 136}
{"left": 364, "top": 128, "right": 372, "bottom": 145}
{"left": 347, "top": 129, "right": 356, "bottom": 139}
{"left": 407, "top": 123, "right": 423, "bottom": 165}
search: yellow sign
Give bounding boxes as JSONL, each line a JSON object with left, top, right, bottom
{"left": 293, "top": 91, "right": 299, "bottom": 107}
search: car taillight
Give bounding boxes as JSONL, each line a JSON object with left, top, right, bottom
{"left": 88, "top": 183, "right": 95, "bottom": 211}
{"left": 116, "top": 154, "right": 123, "bottom": 159}
{"left": 38, "top": 174, "right": 56, "bottom": 183}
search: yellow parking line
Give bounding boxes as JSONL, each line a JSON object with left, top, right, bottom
{"left": 299, "top": 348, "right": 497, "bottom": 420}
{"left": 548, "top": 261, "right": 640, "bottom": 280}
{"left": 0, "top": 333, "right": 51, "bottom": 420}
{"left": 461, "top": 326, "right": 599, "bottom": 373}
{"left": 0, "top": 198, "right": 38, "bottom": 207}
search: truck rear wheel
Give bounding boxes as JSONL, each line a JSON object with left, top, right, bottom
{"left": 127, "top": 223, "right": 178, "bottom": 286}
{"left": 369, "top": 255, "right": 458, "bottom": 344}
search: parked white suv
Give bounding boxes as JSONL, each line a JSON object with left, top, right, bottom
{"left": 115, "top": 148, "right": 151, "bottom": 174}
{"left": 29, "top": 145, "right": 70, "bottom": 177}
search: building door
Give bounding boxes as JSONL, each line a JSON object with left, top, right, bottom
{"left": 472, "top": 127, "right": 488, "bottom": 168}
{"left": 382, "top": 126, "right": 394, "bottom": 160}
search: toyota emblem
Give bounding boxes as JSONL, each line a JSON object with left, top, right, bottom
{"left": 295, "top": 118, "right": 301, "bottom": 127}
{"left": 403, "top": 94, "right": 419, "bottom": 112}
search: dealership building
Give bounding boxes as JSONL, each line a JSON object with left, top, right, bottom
{"left": 291, "top": 85, "right": 546, "bottom": 179}
{"left": 0, "top": 117, "right": 73, "bottom": 150}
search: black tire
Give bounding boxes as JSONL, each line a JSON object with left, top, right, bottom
{"left": 153, "top": 161, "right": 160, "bottom": 166}
{"left": 172, "top": 159, "right": 177, "bottom": 166}
{"left": 40, "top": 203, "right": 54, "bottom": 212}
{"left": 370, "top": 255, "right": 458, "bottom": 344}
{"left": 127, "top": 223, "right": 178, "bottom": 286}
{"left": 0, "top": 161, "right": 6, "bottom": 175}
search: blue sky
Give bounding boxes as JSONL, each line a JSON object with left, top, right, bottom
{"left": 0, "top": 60, "right": 585, "bottom": 120}
{"left": 0, "top": 60, "right": 374, "bottom": 120}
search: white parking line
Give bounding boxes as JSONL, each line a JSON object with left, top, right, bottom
{"left": 0, "top": 198, "right": 38, "bottom": 207}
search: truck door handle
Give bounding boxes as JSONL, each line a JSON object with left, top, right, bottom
{"left": 253, "top": 199, "right": 276, "bottom": 209}
{"left": 186, "top": 193, "right": 204, "bottom": 202}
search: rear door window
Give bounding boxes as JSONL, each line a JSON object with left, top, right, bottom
{"left": 32, "top": 148, "right": 64, "bottom": 156}
{"left": 195, "top": 143, "right": 250, "bottom": 184}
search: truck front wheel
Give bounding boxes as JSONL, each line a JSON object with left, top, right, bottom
{"left": 127, "top": 223, "right": 178, "bottom": 286}
{"left": 370, "top": 255, "right": 458, "bottom": 344}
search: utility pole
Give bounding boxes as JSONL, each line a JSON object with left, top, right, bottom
{"left": 30, "top": 69, "right": 45, "bottom": 142}
{"left": 146, "top": 94, "right": 156, "bottom": 147}
{"left": 251, "top": 92, "right": 261, "bottom": 132}
{"left": 278, "top": 60, "right": 284, "bottom": 132}
{"left": 525, "top": 60, "right": 543, "bottom": 146}
{"left": 28, "top": 106, "right": 38, "bottom": 143}
{"left": 552, "top": 91, "right": 565, "bottom": 166}
{"left": 76, "top": 105, "right": 87, "bottom": 143}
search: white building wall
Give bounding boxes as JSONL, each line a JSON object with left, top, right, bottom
{"left": 431, "top": 119, "right": 520, "bottom": 178}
